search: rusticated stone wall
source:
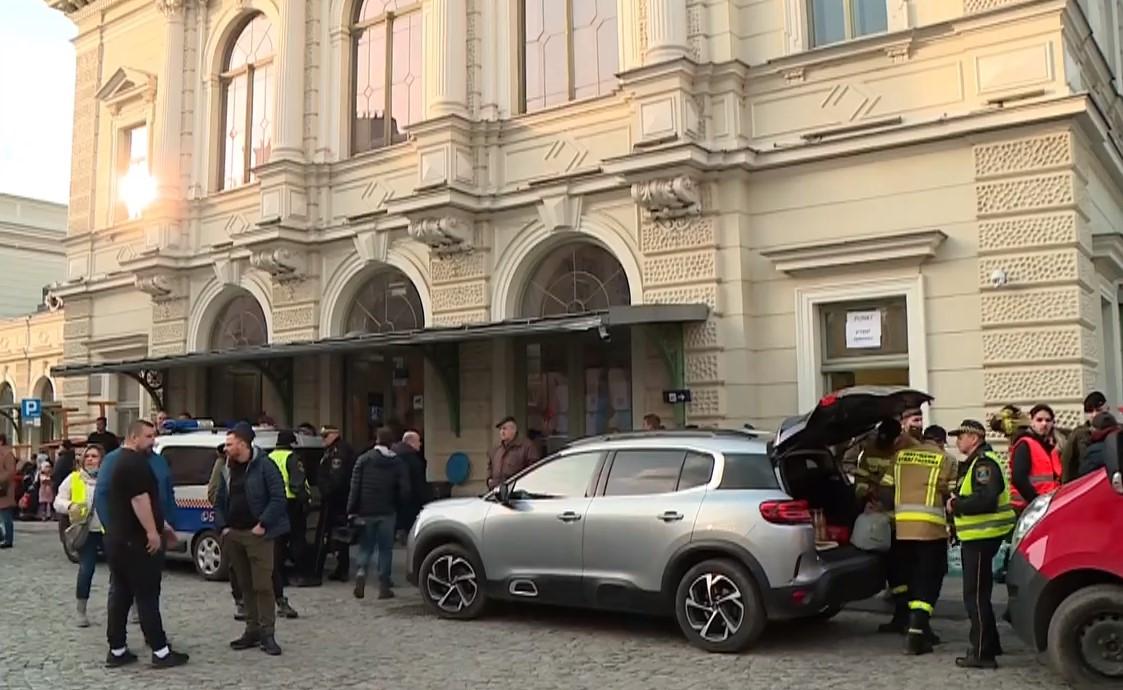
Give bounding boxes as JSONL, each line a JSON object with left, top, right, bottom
{"left": 974, "top": 129, "right": 1096, "bottom": 430}
{"left": 430, "top": 249, "right": 490, "bottom": 327}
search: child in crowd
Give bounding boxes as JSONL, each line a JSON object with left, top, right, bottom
{"left": 37, "top": 461, "right": 55, "bottom": 520}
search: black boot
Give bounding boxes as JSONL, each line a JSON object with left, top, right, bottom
{"left": 259, "top": 635, "right": 282, "bottom": 656}
{"left": 276, "top": 597, "right": 299, "bottom": 619}
{"left": 878, "top": 601, "right": 908, "bottom": 634}
{"left": 955, "top": 653, "right": 998, "bottom": 669}
{"left": 377, "top": 581, "right": 395, "bottom": 600}
{"left": 904, "top": 611, "right": 934, "bottom": 656}
{"left": 353, "top": 573, "right": 366, "bottom": 599}
{"left": 230, "top": 630, "right": 261, "bottom": 650}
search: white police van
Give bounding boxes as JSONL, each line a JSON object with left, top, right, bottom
{"left": 154, "top": 422, "right": 324, "bottom": 580}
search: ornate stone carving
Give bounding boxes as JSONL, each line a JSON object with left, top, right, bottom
{"left": 152, "top": 297, "right": 188, "bottom": 322}
{"left": 431, "top": 252, "right": 487, "bottom": 283}
{"left": 154, "top": 0, "right": 187, "bottom": 16}
{"left": 983, "top": 365, "right": 1093, "bottom": 403}
{"left": 978, "top": 213, "right": 1080, "bottom": 253}
{"left": 432, "top": 281, "right": 487, "bottom": 312}
{"left": 642, "top": 249, "right": 716, "bottom": 287}
{"left": 631, "top": 176, "right": 701, "bottom": 220}
{"left": 964, "top": 0, "right": 1027, "bottom": 14}
{"left": 643, "top": 285, "right": 718, "bottom": 311}
{"left": 640, "top": 216, "right": 715, "bottom": 254}
{"left": 684, "top": 319, "right": 719, "bottom": 350}
{"left": 980, "top": 286, "right": 1083, "bottom": 327}
{"left": 44, "top": 293, "right": 64, "bottom": 312}
{"left": 408, "top": 217, "right": 473, "bottom": 255}
{"left": 249, "top": 248, "right": 306, "bottom": 281}
{"left": 977, "top": 250, "right": 1082, "bottom": 288}
{"left": 273, "top": 304, "right": 317, "bottom": 332}
{"left": 685, "top": 352, "right": 720, "bottom": 384}
{"left": 686, "top": 386, "right": 722, "bottom": 418}
{"left": 134, "top": 274, "right": 174, "bottom": 298}
{"left": 974, "top": 132, "right": 1072, "bottom": 179}
{"left": 152, "top": 321, "right": 186, "bottom": 344}
{"left": 981, "top": 327, "right": 1088, "bottom": 364}
{"left": 975, "top": 173, "right": 1076, "bottom": 216}
{"left": 433, "top": 310, "right": 490, "bottom": 327}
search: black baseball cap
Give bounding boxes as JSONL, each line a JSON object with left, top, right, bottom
{"left": 495, "top": 416, "right": 517, "bottom": 429}
{"left": 949, "top": 419, "right": 987, "bottom": 437}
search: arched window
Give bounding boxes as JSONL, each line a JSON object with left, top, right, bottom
{"left": 519, "top": 0, "right": 619, "bottom": 113}
{"left": 211, "top": 294, "right": 269, "bottom": 349}
{"left": 521, "top": 243, "right": 630, "bottom": 317}
{"left": 345, "top": 271, "right": 423, "bottom": 334}
{"left": 352, "top": 0, "right": 422, "bottom": 154}
{"left": 220, "top": 14, "right": 275, "bottom": 190}
{"left": 0, "top": 382, "right": 14, "bottom": 440}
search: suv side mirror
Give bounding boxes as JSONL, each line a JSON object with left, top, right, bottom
{"left": 498, "top": 483, "right": 512, "bottom": 505}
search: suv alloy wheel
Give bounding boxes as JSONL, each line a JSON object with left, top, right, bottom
{"left": 419, "top": 543, "right": 488, "bottom": 620}
{"left": 674, "top": 558, "right": 766, "bottom": 653}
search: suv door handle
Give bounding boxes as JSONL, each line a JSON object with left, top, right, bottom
{"left": 658, "top": 511, "right": 684, "bottom": 522}
{"left": 557, "top": 511, "right": 582, "bottom": 523}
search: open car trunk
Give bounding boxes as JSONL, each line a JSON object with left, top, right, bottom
{"left": 769, "top": 386, "right": 934, "bottom": 545}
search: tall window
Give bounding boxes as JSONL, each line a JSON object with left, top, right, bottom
{"left": 809, "top": 0, "right": 887, "bottom": 47}
{"left": 220, "top": 14, "right": 275, "bottom": 190}
{"left": 519, "top": 0, "right": 619, "bottom": 113}
{"left": 819, "top": 297, "right": 908, "bottom": 393}
{"left": 116, "top": 124, "right": 149, "bottom": 221}
{"left": 352, "top": 0, "right": 422, "bottom": 154}
{"left": 211, "top": 293, "right": 269, "bottom": 349}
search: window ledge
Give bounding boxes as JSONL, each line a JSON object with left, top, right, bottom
{"left": 1092, "top": 232, "right": 1123, "bottom": 282}
{"left": 761, "top": 229, "right": 946, "bottom": 275}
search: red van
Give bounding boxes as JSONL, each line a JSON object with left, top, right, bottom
{"left": 1006, "top": 445, "right": 1123, "bottom": 687}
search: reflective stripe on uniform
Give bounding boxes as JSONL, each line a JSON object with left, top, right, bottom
{"left": 891, "top": 585, "right": 909, "bottom": 595}
{"left": 954, "top": 451, "right": 1016, "bottom": 541}
{"left": 908, "top": 601, "right": 934, "bottom": 614}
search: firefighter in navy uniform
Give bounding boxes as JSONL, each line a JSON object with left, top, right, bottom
{"left": 880, "top": 417, "right": 958, "bottom": 655}
{"left": 947, "top": 420, "right": 1016, "bottom": 669}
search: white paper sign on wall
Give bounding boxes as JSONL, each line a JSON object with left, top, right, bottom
{"left": 845, "top": 310, "right": 882, "bottom": 349}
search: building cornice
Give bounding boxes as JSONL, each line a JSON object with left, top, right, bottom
{"left": 761, "top": 229, "right": 947, "bottom": 275}
{"left": 1092, "top": 233, "right": 1123, "bottom": 283}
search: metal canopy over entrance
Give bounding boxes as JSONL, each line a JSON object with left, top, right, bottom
{"left": 51, "top": 304, "right": 709, "bottom": 435}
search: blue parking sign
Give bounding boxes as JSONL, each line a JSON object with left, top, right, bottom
{"left": 20, "top": 398, "right": 41, "bottom": 420}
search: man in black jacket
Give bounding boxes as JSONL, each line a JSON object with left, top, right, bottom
{"left": 312, "top": 425, "right": 355, "bottom": 582}
{"left": 348, "top": 427, "right": 408, "bottom": 600}
{"left": 392, "top": 430, "right": 429, "bottom": 543}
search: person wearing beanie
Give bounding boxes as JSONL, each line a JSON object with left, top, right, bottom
{"left": 1061, "top": 391, "right": 1109, "bottom": 483}
{"left": 214, "top": 422, "right": 290, "bottom": 656}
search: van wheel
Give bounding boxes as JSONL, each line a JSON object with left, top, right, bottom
{"left": 192, "top": 530, "right": 227, "bottom": 581}
{"left": 419, "top": 543, "right": 487, "bottom": 620}
{"left": 1047, "top": 584, "right": 1123, "bottom": 686}
{"left": 675, "top": 558, "right": 766, "bottom": 653}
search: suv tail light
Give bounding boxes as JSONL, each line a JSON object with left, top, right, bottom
{"left": 759, "top": 499, "right": 812, "bottom": 525}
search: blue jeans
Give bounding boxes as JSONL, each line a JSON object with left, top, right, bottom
{"left": 355, "top": 515, "right": 395, "bottom": 585}
{"left": 0, "top": 507, "right": 13, "bottom": 546}
{"left": 77, "top": 531, "right": 104, "bottom": 600}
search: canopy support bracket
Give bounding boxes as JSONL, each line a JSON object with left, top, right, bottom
{"left": 121, "top": 369, "right": 167, "bottom": 413}
{"left": 422, "top": 343, "right": 460, "bottom": 437}
{"left": 651, "top": 323, "right": 687, "bottom": 428}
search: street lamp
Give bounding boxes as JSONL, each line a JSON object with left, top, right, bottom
{"left": 119, "top": 163, "right": 156, "bottom": 220}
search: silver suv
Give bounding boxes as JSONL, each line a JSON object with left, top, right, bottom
{"left": 407, "top": 387, "right": 929, "bottom": 652}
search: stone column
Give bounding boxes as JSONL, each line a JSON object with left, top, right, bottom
{"left": 153, "top": 0, "right": 187, "bottom": 200}
{"left": 644, "top": 0, "right": 689, "bottom": 64}
{"left": 423, "top": 0, "right": 468, "bottom": 117}
{"left": 273, "top": 0, "right": 307, "bottom": 160}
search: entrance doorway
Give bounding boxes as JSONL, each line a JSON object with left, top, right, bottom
{"left": 340, "top": 268, "right": 426, "bottom": 448}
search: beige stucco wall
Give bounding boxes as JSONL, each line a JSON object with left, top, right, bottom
{"left": 43, "top": 0, "right": 1123, "bottom": 489}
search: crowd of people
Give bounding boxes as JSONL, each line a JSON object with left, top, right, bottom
{"left": 851, "top": 390, "right": 1114, "bottom": 672}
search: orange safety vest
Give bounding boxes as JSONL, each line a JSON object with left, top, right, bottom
{"left": 1009, "top": 435, "right": 1062, "bottom": 510}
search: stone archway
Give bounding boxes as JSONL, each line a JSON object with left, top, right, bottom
{"left": 31, "top": 377, "right": 55, "bottom": 446}
{"left": 203, "top": 289, "right": 281, "bottom": 426}
{"left": 0, "top": 381, "right": 14, "bottom": 441}
{"left": 339, "top": 267, "right": 427, "bottom": 447}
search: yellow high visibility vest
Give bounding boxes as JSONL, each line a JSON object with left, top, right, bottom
{"left": 268, "top": 449, "right": 296, "bottom": 500}
{"left": 68, "top": 471, "right": 102, "bottom": 533}
{"left": 953, "top": 451, "right": 1016, "bottom": 541}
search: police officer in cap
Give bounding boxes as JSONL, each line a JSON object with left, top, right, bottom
{"left": 309, "top": 425, "right": 356, "bottom": 583}
{"left": 947, "top": 419, "right": 1016, "bottom": 669}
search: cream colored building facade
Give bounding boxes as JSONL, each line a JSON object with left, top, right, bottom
{"left": 0, "top": 194, "right": 67, "bottom": 448}
{"left": 46, "top": 0, "right": 1123, "bottom": 487}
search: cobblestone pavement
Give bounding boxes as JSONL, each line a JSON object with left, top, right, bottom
{"left": 0, "top": 522, "right": 1069, "bottom": 690}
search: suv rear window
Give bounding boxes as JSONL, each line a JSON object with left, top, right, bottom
{"left": 163, "top": 447, "right": 218, "bottom": 487}
{"left": 718, "top": 453, "right": 779, "bottom": 490}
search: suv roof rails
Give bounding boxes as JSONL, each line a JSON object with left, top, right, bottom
{"left": 564, "top": 428, "right": 768, "bottom": 447}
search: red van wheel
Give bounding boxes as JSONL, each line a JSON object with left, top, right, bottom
{"left": 1047, "top": 584, "right": 1123, "bottom": 686}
